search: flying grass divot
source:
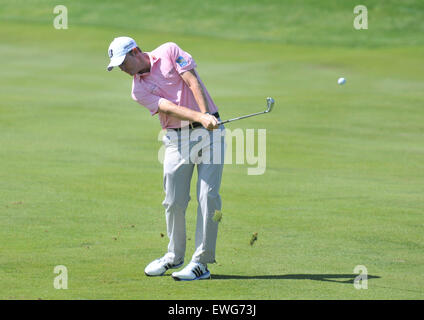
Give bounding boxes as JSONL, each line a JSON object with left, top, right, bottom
{"left": 212, "top": 210, "right": 222, "bottom": 223}
{"left": 249, "top": 232, "right": 258, "bottom": 246}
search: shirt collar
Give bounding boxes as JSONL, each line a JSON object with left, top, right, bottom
{"left": 136, "top": 52, "right": 160, "bottom": 78}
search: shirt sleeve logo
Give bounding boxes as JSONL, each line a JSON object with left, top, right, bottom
{"left": 176, "top": 56, "right": 188, "bottom": 67}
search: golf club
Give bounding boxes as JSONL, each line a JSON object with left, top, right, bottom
{"left": 217, "top": 97, "right": 275, "bottom": 125}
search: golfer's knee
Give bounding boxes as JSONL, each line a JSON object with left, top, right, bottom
{"left": 198, "top": 192, "right": 221, "bottom": 213}
{"left": 162, "top": 196, "right": 190, "bottom": 212}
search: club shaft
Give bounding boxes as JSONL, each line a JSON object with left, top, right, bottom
{"left": 218, "top": 111, "right": 267, "bottom": 125}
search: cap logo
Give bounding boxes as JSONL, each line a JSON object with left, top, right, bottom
{"left": 108, "top": 49, "right": 113, "bottom": 58}
{"left": 124, "top": 43, "right": 135, "bottom": 51}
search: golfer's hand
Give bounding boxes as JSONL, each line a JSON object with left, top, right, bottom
{"left": 199, "top": 113, "right": 219, "bottom": 130}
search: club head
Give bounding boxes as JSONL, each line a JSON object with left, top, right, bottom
{"left": 265, "top": 97, "right": 275, "bottom": 113}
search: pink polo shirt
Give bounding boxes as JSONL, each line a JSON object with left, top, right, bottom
{"left": 131, "top": 42, "right": 218, "bottom": 129}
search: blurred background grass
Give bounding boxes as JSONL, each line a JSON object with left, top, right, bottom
{"left": 1, "top": 0, "right": 424, "bottom": 46}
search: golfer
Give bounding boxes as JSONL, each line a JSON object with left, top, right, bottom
{"left": 107, "top": 37, "right": 225, "bottom": 281}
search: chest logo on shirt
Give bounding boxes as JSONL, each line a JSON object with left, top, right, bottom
{"left": 176, "top": 56, "right": 188, "bottom": 67}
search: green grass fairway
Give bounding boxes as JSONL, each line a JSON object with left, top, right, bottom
{"left": 1, "top": 1, "right": 423, "bottom": 299}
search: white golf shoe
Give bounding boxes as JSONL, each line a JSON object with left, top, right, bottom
{"left": 144, "top": 254, "right": 184, "bottom": 277}
{"left": 171, "top": 261, "right": 211, "bottom": 281}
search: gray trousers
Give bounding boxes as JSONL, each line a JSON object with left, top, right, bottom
{"left": 162, "top": 124, "right": 226, "bottom": 265}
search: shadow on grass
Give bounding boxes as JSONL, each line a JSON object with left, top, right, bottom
{"left": 211, "top": 274, "right": 381, "bottom": 284}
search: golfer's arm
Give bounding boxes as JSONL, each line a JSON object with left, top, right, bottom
{"left": 158, "top": 99, "right": 202, "bottom": 123}
{"left": 180, "top": 69, "right": 209, "bottom": 114}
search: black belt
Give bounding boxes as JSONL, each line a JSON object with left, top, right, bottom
{"left": 169, "top": 112, "right": 220, "bottom": 131}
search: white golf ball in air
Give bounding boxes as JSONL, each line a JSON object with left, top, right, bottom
{"left": 338, "top": 77, "right": 346, "bottom": 85}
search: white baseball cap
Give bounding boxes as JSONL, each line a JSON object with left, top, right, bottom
{"left": 107, "top": 36, "right": 138, "bottom": 71}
